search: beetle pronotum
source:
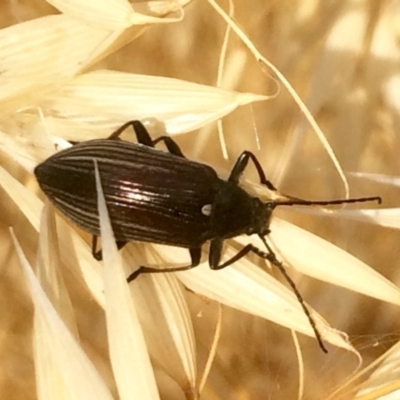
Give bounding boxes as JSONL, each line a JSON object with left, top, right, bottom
{"left": 35, "top": 120, "right": 381, "bottom": 352}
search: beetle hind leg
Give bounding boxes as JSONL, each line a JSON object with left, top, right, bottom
{"left": 92, "top": 236, "right": 127, "bottom": 260}
{"left": 107, "top": 120, "right": 154, "bottom": 147}
{"left": 108, "top": 120, "right": 186, "bottom": 157}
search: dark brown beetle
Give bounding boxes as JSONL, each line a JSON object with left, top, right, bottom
{"left": 35, "top": 120, "right": 381, "bottom": 352}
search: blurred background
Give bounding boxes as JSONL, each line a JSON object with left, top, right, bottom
{"left": 0, "top": 1, "right": 399, "bottom": 399}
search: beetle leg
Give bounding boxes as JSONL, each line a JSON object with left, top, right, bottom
{"left": 126, "top": 247, "right": 202, "bottom": 282}
{"left": 92, "top": 236, "right": 100, "bottom": 259}
{"left": 209, "top": 239, "right": 223, "bottom": 267}
{"left": 228, "top": 151, "right": 277, "bottom": 191}
{"left": 212, "top": 238, "right": 327, "bottom": 353}
{"left": 107, "top": 120, "right": 154, "bottom": 147}
{"left": 91, "top": 236, "right": 127, "bottom": 260}
{"left": 211, "top": 244, "right": 254, "bottom": 270}
{"left": 152, "top": 136, "right": 186, "bottom": 158}
{"left": 107, "top": 121, "right": 186, "bottom": 158}
{"left": 255, "top": 238, "right": 328, "bottom": 353}
{"left": 189, "top": 246, "right": 202, "bottom": 265}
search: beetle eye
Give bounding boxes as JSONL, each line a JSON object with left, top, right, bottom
{"left": 201, "top": 204, "right": 212, "bottom": 216}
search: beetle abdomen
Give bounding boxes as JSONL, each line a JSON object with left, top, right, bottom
{"left": 35, "top": 139, "right": 220, "bottom": 247}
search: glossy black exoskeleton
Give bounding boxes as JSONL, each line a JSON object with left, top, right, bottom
{"left": 35, "top": 120, "right": 381, "bottom": 352}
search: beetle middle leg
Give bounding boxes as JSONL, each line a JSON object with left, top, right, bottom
{"left": 126, "top": 247, "right": 202, "bottom": 282}
{"left": 93, "top": 121, "right": 186, "bottom": 260}
{"left": 107, "top": 120, "right": 154, "bottom": 146}
{"left": 108, "top": 120, "right": 185, "bottom": 158}
{"left": 229, "top": 151, "right": 277, "bottom": 191}
{"left": 152, "top": 136, "right": 185, "bottom": 158}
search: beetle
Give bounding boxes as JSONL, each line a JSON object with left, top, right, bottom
{"left": 34, "top": 120, "right": 381, "bottom": 352}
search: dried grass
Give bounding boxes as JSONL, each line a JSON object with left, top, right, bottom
{"left": 1, "top": 1, "right": 400, "bottom": 399}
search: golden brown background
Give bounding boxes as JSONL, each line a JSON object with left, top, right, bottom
{"left": 0, "top": 1, "right": 399, "bottom": 399}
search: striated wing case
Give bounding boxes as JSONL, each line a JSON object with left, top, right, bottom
{"left": 35, "top": 139, "right": 222, "bottom": 247}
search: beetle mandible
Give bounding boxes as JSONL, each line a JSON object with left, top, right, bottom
{"left": 34, "top": 120, "right": 381, "bottom": 352}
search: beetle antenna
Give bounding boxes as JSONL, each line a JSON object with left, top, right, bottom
{"left": 257, "top": 235, "right": 328, "bottom": 353}
{"left": 274, "top": 195, "right": 381, "bottom": 207}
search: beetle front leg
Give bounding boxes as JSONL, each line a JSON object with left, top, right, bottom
{"left": 228, "top": 151, "right": 277, "bottom": 191}
{"left": 210, "top": 242, "right": 254, "bottom": 270}
{"left": 212, "top": 237, "right": 328, "bottom": 353}
{"left": 209, "top": 239, "right": 223, "bottom": 268}
{"left": 126, "top": 247, "right": 202, "bottom": 282}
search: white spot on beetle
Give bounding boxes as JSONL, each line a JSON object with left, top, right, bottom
{"left": 201, "top": 204, "right": 212, "bottom": 216}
